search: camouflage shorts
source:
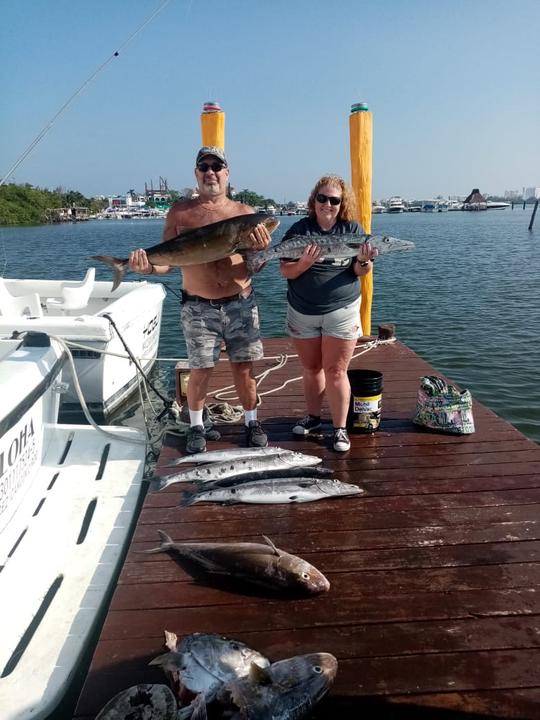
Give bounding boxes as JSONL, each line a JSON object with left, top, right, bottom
{"left": 180, "top": 290, "right": 264, "bottom": 368}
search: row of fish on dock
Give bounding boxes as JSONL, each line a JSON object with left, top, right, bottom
{"left": 155, "top": 446, "right": 363, "bottom": 505}
{"left": 93, "top": 447, "right": 355, "bottom": 718}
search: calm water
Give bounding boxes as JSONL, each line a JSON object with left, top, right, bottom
{"left": 1, "top": 207, "right": 539, "bottom": 443}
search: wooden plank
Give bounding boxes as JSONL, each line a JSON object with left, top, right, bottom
{"left": 73, "top": 338, "right": 540, "bottom": 719}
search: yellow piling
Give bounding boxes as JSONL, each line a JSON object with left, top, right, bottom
{"left": 200, "top": 101, "right": 225, "bottom": 149}
{"left": 349, "top": 102, "right": 373, "bottom": 336}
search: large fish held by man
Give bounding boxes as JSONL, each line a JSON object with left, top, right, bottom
{"left": 91, "top": 212, "right": 280, "bottom": 291}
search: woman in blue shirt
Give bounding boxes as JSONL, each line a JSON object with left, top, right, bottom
{"left": 280, "top": 175, "right": 377, "bottom": 452}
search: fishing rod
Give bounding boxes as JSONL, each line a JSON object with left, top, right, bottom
{"left": 0, "top": 0, "right": 174, "bottom": 188}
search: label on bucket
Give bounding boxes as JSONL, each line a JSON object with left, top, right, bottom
{"left": 350, "top": 393, "right": 382, "bottom": 432}
{"left": 353, "top": 393, "right": 381, "bottom": 414}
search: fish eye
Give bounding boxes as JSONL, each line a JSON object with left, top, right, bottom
{"left": 231, "top": 642, "right": 239, "bottom": 650}
{"left": 302, "top": 572, "right": 310, "bottom": 579}
{"left": 313, "top": 665, "right": 322, "bottom": 674}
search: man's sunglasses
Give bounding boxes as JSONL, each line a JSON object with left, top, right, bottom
{"left": 197, "top": 161, "right": 226, "bottom": 173}
{"left": 316, "top": 193, "right": 341, "bottom": 206}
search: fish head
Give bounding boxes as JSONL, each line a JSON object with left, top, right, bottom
{"left": 281, "top": 451, "right": 321, "bottom": 468}
{"left": 321, "top": 479, "right": 364, "bottom": 497}
{"left": 263, "top": 216, "right": 280, "bottom": 234}
{"left": 278, "top": 554, "right": 330, "bottom": 595}
{"left": 227, "top": 653, "right": 338, "bottom": 716}
{"left": 236, "top": 213, "right": 280, "bottom": 250}
{"left": 374, "top": 235, "right": 415, "bottom": 254}
{"left": 269, "top": 652, "right": 338, "bottom": 693}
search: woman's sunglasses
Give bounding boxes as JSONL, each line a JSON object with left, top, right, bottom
{"left": 197, "top": 161, "right": 226, "bottom": 173}
{"left": 316, "top": 193, "right": 341, "bottom": 206}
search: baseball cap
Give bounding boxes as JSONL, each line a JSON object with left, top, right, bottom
{"left": 196, "top": 146, "right": 227, "bottom": 167}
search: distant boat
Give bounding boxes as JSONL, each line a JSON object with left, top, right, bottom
{"left": 448, "top": 201, "right": 463, "bottom": 211}
{"left": 372, "top": 203, "right": 385, "bottom": 214}
{"left": 462, "top": 188, "right": 487, "bottom": 211}
{"left": 422, "top": 200, "right": 437, "bottom": 213}
{"left": 486, "top": 201, "right": 510, "bottom": 210}
{"left": 386, "top": 196, "right": 405, "bottom": 213}
{"left": 436, "top": 201, "right": 449, "bottom": 212}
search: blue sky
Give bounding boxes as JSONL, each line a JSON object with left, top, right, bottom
{"left": 2, "top": 0, "right": 539, "bottom": 202}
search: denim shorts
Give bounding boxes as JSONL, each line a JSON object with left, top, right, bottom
{"left": 181, "top": 290, "right": 264, "bottom": 368}
{"left": 287, "top": 298, "right": 362, "bottom": 340}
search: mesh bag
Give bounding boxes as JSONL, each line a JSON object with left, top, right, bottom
{"left": 413, "top": 375, "right": 475, "bottom": 435}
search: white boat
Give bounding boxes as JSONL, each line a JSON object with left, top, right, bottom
{"left": 386, "top": 196, "right": 405, "bottom": 213}
{"left": 422, "top": 200, "right": 437, "bottom": 212}
{"left": 436, "top": 201, "right": 449, "bottom": 212}
{"left": 372, "top": 203, "right": 385, "bottom": 214}
{"left": 0, "top": 332, "right": 146, "bottom": 720}
{"left": 0, "top": 273, "right": 166, "bottom": 417}
{"left": 486, "top": 201, "right": 510, "bottom": 210}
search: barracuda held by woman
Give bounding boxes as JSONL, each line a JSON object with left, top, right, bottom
{"left": 245, "top": 232, "right": 414, "bottom": 273}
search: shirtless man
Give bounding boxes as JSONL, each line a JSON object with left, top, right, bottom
{"left": 128, "top": 146, "right": 271, "bottom": 454}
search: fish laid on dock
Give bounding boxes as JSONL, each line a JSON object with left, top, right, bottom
{"left": 219, "top": 652, "right": 338, "bottom": 720}
{"left": 165, "top": 445, "right": 288, "bottom": 466}
{"left": 245, "top": 232, "right": 414, "bottom": 273}
{"left": 199, "top": 465, "right": 334, "bottom": 490}
{"left": 149, "top": 631, "right": 270, "bottom": 707}
{"left": 91, "top": 212, "right": 280, "bottom": 291}
{"left": 156, "top": 451, "right": 323, "bottom": 490}
{"left": 144, "top": 531, "right": 330, "bottom": 594}
{"left": 95, "top": 683, "right": 177, "bottom": 720}
{"left": 183, "top": 477, "right": 364, "bottom": 505}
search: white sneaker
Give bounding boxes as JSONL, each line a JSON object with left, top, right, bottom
{"left": 333, "top": 427, "right": 351, "bottom": 452}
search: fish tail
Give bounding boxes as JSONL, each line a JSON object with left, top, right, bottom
{"left": 149, "top": 476, "right": 168, "bottom": 492}
{"left": 148, "top": 650, "right": 178, "bottom": 668}
{"left": 182, "top": 490, "right": 200, "bottom": 506}
{"left": 189, "top": 694, "right": 208, "bottom": 720}
{"left": 143, "top": 529, "right": 174, "bottom": 554}
{"left": 90, "top": 255, "right": 127, "bottom": 291}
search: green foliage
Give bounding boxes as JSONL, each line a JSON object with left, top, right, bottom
{"left": 0, "top": 183, "right": 107, "bottom": 225}
{"left": 234, "top": 189, "right": 277, "bottom": 208}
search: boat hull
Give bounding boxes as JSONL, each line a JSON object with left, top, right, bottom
{"left": 0, "top": 279, "right": 166, "bottom": 417}
{"left": 0, "top": 333, "right": 146, "bottom": 720}
{"left": 0, "top": 334, "right": 64, "bottom": 535}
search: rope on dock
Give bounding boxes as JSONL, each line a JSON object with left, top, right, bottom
{"left": 210, "top": 337, "right": 396, "bottom": 403}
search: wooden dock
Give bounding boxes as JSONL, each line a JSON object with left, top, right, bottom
{"left": 73, "top": 337, "right": 540, "bottom": 719}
